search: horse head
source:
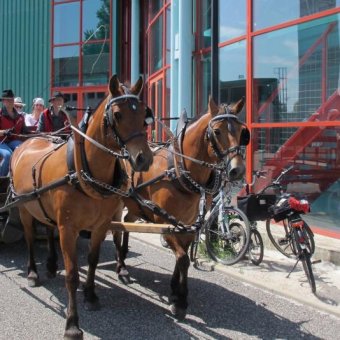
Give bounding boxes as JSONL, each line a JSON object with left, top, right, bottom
{"left": 206, "top": 96, "right": 249, "bottom": 181}
{"left": 104, "top": 75, "right": 154, "bottom": 171}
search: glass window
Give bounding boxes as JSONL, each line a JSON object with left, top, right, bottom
{"left": 198, "top": 0, "right": 211, "bottom": 49}
{"left": 254, "top": 0, "right": 340, "bottom": 31}
{"left": 83, "top": 92, "right": 106, "bottom": 111}
{"left": 219, "top": 0, "right": 246, "bottom": 42}
{"left": 150, "top": 17, "right": 163, "bottom": 73}
{"left": 149, "top": 0, "right": 163, "bottom": 19}
{"left": 83, "top": 0, "right": 110, "bottom": 42}
{"left": 219, "top": 41, "right": 246, "bottom": 119}
{"left": 252, "top": 126, "right": 340, "bottom": 231}
{"left": 82, "top": 43, "right": 110, "bottom": 85}
{"left": 253, "top": 14, "right": 340, "bottom": 123}
{"left": 54, "top": 2, "right": 80, "bottom": 44}
{"left": 166, "top": 6, "right": 171, "bottom": 65}
{"left": 198, "top": 52, "right": 211, "bottom": 114}
{"left": 53, "top": 45, "right": 79, "bottom": 87}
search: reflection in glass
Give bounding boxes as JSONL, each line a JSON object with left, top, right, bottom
{"left": 253, "top": 14, "right": 340, "bottom": 123}
{"left": 199, "top": 52, "right": 211, "bottom": 115}
{"left": 53, "top": 46, "right": 79, "bottom": 87}
{"left": 83, "top": 0, "right": 110, "bottom": 41}
{"left": 150, "top": 0, "right": 163, "bottom": 19}
{"left": 252, "top": 126, "right": 340, "bottom": 231}
{"left": 82, "top": 43, "right": 110, "bottom": 85}
{"left": 219, "top": 41, "right": 246, "bottom": 119}
{"left": 219, "top": 0, "right": 246, "bottom": 42}
{"left": 54, "top": 2, "right": 80, "bottom": 44}
{"left": 150, "top": 17, "right": 163, "bottom": 73}
{"left": 166, "top": 7, "right": 171, "bottom": 65}
{"left": 83, "top": 92, "right": 106, "bottom": 112}
{"left": 198, "top": 0, "right": 211, "bottom": 48}
{"left": 254, "top": 0, "right": 340, "bottom": 31}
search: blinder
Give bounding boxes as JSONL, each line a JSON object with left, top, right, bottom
{"left": 240, "top": 126, "right": 250, "bottom": 146}
{"left": 145, "top": 106, "right": 155, "bottom": 126}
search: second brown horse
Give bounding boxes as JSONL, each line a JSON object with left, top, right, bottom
{"left": 115, "top": 96, "right": 248, "bottom": 319}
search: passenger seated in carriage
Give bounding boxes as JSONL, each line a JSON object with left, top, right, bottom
{"left": 25, "top": 97, "right": 45, "bottom": 130}
{"left": 0, "top": 89, "right": 30, "bottom": 176}
{"left": 37, "top": 91, "right": 70, "bottom": 135}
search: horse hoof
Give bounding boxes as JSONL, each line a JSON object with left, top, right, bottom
{"left": 170, "top": 304, "right": 187, "bottom": 321}
{"left": 64, "top": 327, "right": 83, "bottom": 340}
{"left": 27, "top": 274, "right": 40, "bottom": 287}
{"left": 118, "top": 274, "right": 131, "bottom": 285}
{"left": 84, "top": 299, "right": 101, "bottom": 311}
{"left": 46, "top": 271, "right": 57, "bottom": 279}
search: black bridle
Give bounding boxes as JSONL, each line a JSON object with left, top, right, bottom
{"left": 206, "top": 107, "right": 249, "bottom": 161}
{"left": 104, "top": 94, "right": 154, "bottom": 149}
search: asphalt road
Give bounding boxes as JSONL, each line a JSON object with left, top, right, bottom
{"left": 1, "top": 236, "right": 340, "bottom": 340}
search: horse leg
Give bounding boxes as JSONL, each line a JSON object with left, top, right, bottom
{"left": 46, "top": 226, "right": 58, "bottom": 278}
{"left": 166, "top": 235, "right": 193, "bottom": 320}
{"left": 19, "top": 208, "right": 40, "bottom": 287}
{"left": 113, "top": 232, "right": 131, "bottom": 284}
{"left": 121, "top": 232, "right": 130, "bottom": 259}
{"left": 59, "top": 227, "right": 82, "bottom": 340}
{"left": 111, "top": 208, "right": 131, "bottom": 284}
{"left": 83, "top": 228, "right": 107, "bottom": 311}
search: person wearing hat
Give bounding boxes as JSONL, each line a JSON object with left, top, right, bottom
{"left": 14, "top": 97, "right": 27, "bottom": 115}
{"left": 25, "top": 97, "right": 45, "bottom": 130}
{"left": 0, "top": 89, "right": 30, "bottom": 176}
{"left": 37, "top": 91, "right": 70, "bottom": 135}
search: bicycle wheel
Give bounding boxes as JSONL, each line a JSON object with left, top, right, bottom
{"left": 292, "top": 228, "right": 316, "bottom": 293}
{"left": 205, "top": 206, "right": 250, "bottom": 265}
{"left": 248, "top": 229, "right": 264, "bottom": 266}
{"left": 266, "top": 218, "right": 315, "bottom": 258}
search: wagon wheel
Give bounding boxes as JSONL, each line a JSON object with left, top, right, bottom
{"left": 0, "top": 180, "right": 24, "bottom": 243}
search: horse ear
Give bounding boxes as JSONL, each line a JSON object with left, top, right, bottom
{"left": 109, "top": 74, "right": 121, "bottom": 97}
{"left": 230, "top": 96, "right": 245, "bottom": 115}
{"left": 130, "top": 76, "right": 143, "bottom": 96}
{"left": 208, "top": 95, "right": 219, "bottom": 116}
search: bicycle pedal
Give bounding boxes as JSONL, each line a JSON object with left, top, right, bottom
{"left": 312, "top": 259, "right": 322, "bottom": 265}
{"left": 278, "top": 238, "right": 289, "bottom": 246}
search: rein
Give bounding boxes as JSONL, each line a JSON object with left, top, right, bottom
{"left": 69, "top": 124, "right": 130, "bottom": 160}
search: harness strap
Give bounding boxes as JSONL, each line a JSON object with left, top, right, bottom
{"left": 129, "top": 190, "right": 186, "bottom": 231}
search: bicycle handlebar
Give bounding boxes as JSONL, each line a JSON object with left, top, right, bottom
{"left": 258, "top": 165, "right": 294, "bottom": 195}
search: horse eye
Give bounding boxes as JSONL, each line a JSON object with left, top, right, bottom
{"left": 114, "top": 111, "right": 122, "bottom": 121}
{"left": 213, "top": 129, "right": 221, "bottom": 136}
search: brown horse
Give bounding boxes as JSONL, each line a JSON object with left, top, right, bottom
{"left": 115, "top": 96, "right": 248, "bottom": 319}
{"left": 10, "top": 75, "right": 153, "bottom": 339}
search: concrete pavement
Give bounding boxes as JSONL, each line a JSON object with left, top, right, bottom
{"left": 130, "top": 229, "right": 340, "bottom": 319}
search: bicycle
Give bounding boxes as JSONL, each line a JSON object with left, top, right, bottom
{"left": 237, "top": 170, "right": 277, "bottom": 265}
{"left": 190, "top": 171, "right": 251, "bottom": 266}
{"left": 238, "top": 166, "right": 318, "bottom": 293}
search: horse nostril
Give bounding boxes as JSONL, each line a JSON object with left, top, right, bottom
{"left": 228, "top": 168, "right": 239, "bottom": 180}
{"left": 135, "top": 152, "right": 145, "bottom": 166}
{"left": 228, "top": 166, "right": 245, "bottom": 181}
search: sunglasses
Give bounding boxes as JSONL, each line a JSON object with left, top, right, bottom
{"left": 14, "top": 105, "right": 24, "bottom": 109}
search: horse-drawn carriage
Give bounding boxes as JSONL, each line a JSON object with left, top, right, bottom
{"left": 0, "top": 176, "right": 25, "bottom": 243}
{"left": 0, "top": 74, "right": 249, "bottom": 339}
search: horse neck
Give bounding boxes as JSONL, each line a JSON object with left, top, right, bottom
{"left": 181, "top": 113, "right": 215, "bottom": 185}
{"left": 82, "top": 103, "right": 119, "bottom": 184}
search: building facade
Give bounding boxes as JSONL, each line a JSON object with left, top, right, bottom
{"left": 0, "top": 0, "right": 340, "bottom": 237}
